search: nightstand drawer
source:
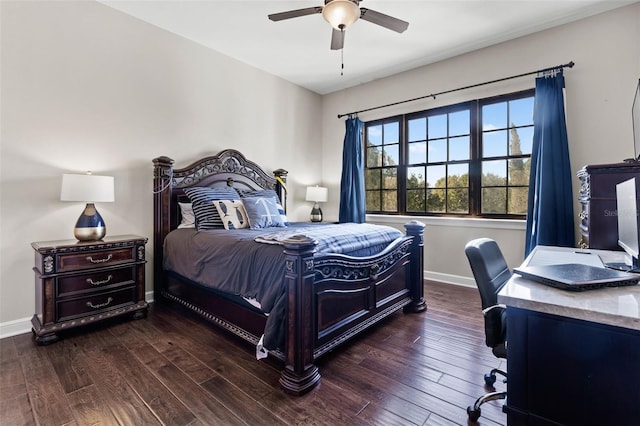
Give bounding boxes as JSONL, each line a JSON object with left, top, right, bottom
{"left": 56, "top": 286, "right": 136, "bottom": 322}
{"left": 57, "top": 266, "right": 136, "bottom": 298}
{"left": 58, "top": 247, "right": 135, "bottom": 272}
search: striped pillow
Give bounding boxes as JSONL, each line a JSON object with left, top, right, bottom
{"left": 184, "top": 187, "right": 240, "bottom": 230}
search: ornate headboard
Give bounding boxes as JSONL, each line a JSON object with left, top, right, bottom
{"left": 152, "top": 149, "right": 288, "bottom": 293}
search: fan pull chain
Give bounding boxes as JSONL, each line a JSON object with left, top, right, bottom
{"left": 341, "top": 48, "right": 344, "bottom": 76}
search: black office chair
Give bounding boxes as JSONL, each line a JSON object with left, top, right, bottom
{"left": 464, "top": 238, "right": 511, "bottom": 422}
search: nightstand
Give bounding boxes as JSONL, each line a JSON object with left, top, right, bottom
{"left": 31, "top": 234, "right": 148, "bottom": 345}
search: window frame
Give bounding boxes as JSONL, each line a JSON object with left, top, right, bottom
{"left": 364, "top": 89, "right": 535, "bottom": 219}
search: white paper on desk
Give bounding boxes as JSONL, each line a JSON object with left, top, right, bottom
{"left": 527, "top": 249, "right": 605, "bottom": 267}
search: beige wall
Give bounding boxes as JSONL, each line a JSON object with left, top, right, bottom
{"left": 321, "top": 3, "right": 640, "bottom": 284}
{"left": 0, "top": 1, "right": 322, "bottom": 332}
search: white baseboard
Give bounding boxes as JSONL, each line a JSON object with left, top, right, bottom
{"left": 0, "top": 291, "right": 156, "bottom": 340}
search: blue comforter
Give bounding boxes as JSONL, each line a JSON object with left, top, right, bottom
{"left": 163, "top": 222, "right": 403, "bottom": 350}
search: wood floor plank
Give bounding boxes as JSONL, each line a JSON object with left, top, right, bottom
{"left": 65, "top": 384, "right": 119, "bottom": 426}
{"left": 72, "top": 335, "right": 163, "bottom": 425}
{"left": 13, "top": 334, "right": 77, "bottom": 426}
{"left": 131, "top": 342, "right": 247, "bottom": 426}
{"left": 100, "top": 343, "right": 197, "bottom": 425}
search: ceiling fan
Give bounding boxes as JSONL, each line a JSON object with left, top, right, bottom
{"left": 268, "top": 0, "right": 409, "bottom": 50}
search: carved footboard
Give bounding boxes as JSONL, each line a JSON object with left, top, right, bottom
{"left": 280, "top": 221, "right": 426, "bottom": 395}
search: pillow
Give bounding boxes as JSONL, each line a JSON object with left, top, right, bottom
{"left": 275, "top": 200, "right": 289, "bottom": 226}
{"left": 213, "top": 199, "right": 249, "bottom": 230}
{"left": 237, "top": 188, "right": 288, "bottom": 226}
{"left": 183, "top": 187, "right": 240, "bottom": 230}
{"left": 242, "top": 196, "right": 286, "bottom": 229}
{"left": 177, "top": 202, "right": 195, "bottom": 229}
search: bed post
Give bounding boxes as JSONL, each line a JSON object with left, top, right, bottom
{"left": 152, "top": 156, "right": 174, "bottom": 301}
{"left": 273, "top": 169, "right": 288, "bottom": 212}
{"left": 280, "top": 235, "right": 321, "bottom": 395}
{"left": 403, "top": 220, "right": 427, "bottom": 313}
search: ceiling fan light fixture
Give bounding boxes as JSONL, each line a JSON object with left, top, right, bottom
{"left": 322, "top": 0, "right": 360, "bottom": 31}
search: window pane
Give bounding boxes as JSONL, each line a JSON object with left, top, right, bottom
{"left": 382, "top": 168, "right": 397, "bottom": 189}
{"left": 483, "top": 102, "right": 507, "bottom": 131}
{"left": 508, "top": 187, "right": 528, "bottom": 214}
{"left": 407, "top": 189, "right": 425, "bottom": 211}
{"left": 407, "top": 166, "right": 425, "bottom": 189}
{"left": 449, "top": 136, "right": 470, "bottom": 161}
{"left": 408, "top": 118, "right": 426, "bottom": 142}
{"left": 509, "top": 97, "right": 534, "bottom": 127}
{"left": 382, "top": 190, "right": 397, "bottom": 211}
{"left": 408, "top": 142, "right": 427, "bottom": 164}
{"left": 367, "top": 146, "right": 382, "bottom": 167}
{"left": 367, "top": 125, "right": 382, "bottom": 146}
{"left": 383, "top": 122, "right": 399, "bottom": 144}
{"left": 482, "top": 160, "right": 507, "bottom": 186}
{"left": 482, "top": 188, "right": 507, "bottom": 214}
{"left": 508, "top": 158, "right": 529, "bottom": 186}
{"left": 512, "top": 126, "right": 533, "bottom": 155}
{"left": 427, "top": 188, "right": 445, "bottom": 212}
{"left": 366, "top": 169, "right": 380, "bottom": 190}
{"left": 366, "top": 191, "right": 381, "bottom": 211}
{"left": 428, "top": 114, "right": 447, "bottom": 139}
{"left": 428, "top": 139, "right": 447, "bottom": 163}
{"left": 449, "top": 110, "right": 470, "bottom": 136}
{"left": 383, "top": 145, "right": 399, "bottom": 166}
{"left": 448, "top": 164, "right": 469, "bottom": 188}
{"left": 426, "top": 165, "right": 446, "bottom": 187}
{"left": 483, "top": 130, "right": 508, "bottom": 158}
{"left": 448, "top": 188, "right": 469, "bottom": 213}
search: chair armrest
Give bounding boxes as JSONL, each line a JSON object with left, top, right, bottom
{"left": 482, "top": 304, "right": 506, "bottom": 316}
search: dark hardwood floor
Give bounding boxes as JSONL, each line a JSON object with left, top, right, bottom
{"left": 1, "top": 281, "right": 506, "bottom": 425}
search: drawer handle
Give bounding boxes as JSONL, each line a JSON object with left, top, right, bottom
{"left": 86, "top": 275, "right": 113, "bottom": 286}
{"left": 86, "top": 297, "right": 113, "bottom": 309}
{"left": 86, "top": 254, "right": 113, "bottom": 264}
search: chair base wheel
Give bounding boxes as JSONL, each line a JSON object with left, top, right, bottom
{"left": 467, "top": 406, "right": 481, "bottom": 422}
{"left": 484, "top": 372, "right": 496, "bottom": 386}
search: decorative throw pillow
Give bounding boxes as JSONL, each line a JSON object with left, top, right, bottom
{"left": 184, "top": 187, "right": 240, "bottom": 230}
{"left": 177, "top": 202, "right": 195, "bottom": 229}
{"left": 238, "top": 189, "right": 288, "bottom": 226}
{"left": 213, "top": 199, "right": 249, "bottom": 230}
{"left": 242, "top": 196, "right": 286, "bottom": 229}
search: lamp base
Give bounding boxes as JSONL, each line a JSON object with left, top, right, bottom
{"left": 74, "top": 203, "right": 106, "bottom": 241}
{"left": 310, "top": 203, "right": 323, "bottom": 223}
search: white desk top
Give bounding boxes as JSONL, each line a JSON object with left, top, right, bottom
{"left": 498, "top": 246, "right": 640, "bottom": 331}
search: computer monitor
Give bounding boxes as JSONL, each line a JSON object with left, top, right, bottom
{"left": 615, "top": 177, "right": 640, "bottom": 270}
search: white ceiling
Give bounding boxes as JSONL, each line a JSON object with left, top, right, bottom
{"left": 100, "top": 0, "right": 636, "bottom": 95}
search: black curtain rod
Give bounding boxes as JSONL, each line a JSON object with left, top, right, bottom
{"left": 337, "top": 61, "right": 575, "bottom": 119}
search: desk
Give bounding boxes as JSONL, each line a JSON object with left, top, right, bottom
{"left": 498, "top": 246, "right": 640, "bottom": 426}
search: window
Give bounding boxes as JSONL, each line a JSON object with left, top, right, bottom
{"left": 365, "top": 90, "right": 534, "bottom": 218}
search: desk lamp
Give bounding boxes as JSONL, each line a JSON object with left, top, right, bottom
{"left": 61, "top": 173, "right": 115, "bottom": 241}
{"left": 305, "top": 185, "right": 328, "bottom": 222}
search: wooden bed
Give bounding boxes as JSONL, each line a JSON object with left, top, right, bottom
{"left": 152, "top": 149, "right": 426, "bottom": 395}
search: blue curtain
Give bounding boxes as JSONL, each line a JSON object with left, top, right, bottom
{"left": 339, "top": 117, "right": 366, "bottom": 223}
{"left": 525, "top": 71, "right": 575, "bottom": 256}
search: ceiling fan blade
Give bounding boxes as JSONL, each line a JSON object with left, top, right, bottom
{"left": 268, "top": 6, "right": 323, "bottom": 22}
{"left": 331, "top": 29, "right": 345, "bottom": 50}
{"left": 360, "top": 7, "right": 409, "bottom": 33}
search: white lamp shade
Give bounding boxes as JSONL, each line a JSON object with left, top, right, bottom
{"left": 306, "top": 186, "right": 328, "bottom": 203}
{"left": 60, "top": 174, "right": 115, "bottom": 202}
{"left": 322, "top": 0, "right": 360, "bottom": 30}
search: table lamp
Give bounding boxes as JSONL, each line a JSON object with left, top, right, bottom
{"left": 305, "top": 185, "right": 328, "bottom": 222}
{"left": 60, "top": 173, "right": 115, "bottom": 241}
